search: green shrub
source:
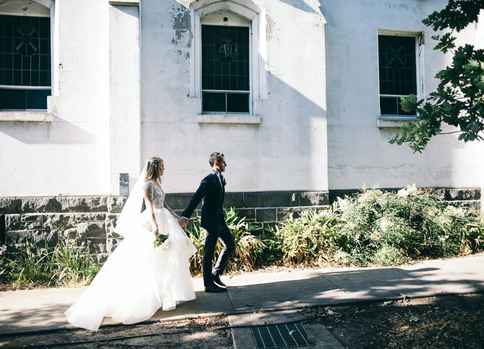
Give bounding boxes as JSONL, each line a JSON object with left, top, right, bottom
{"left": 275, "top": 210, "right": 339, "bottom": 266}
{"left": 371, "top": 245, "right": 410, "bottom": 266}
{"left": 2, "top": 187, "right": 483, "bottom": 289}
{"left": 187, "top": 208, "right": 265, "bottom": 274}
{"left": 276, "top": 185, "right": 484, "bottom": 267}
{"left": 2, "top": 238, "right": 99, "bottom": 289}
{"left": 49, "top": 240, "right": 100, "bottom": 286}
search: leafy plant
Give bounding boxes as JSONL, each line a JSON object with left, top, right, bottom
{"left": 390, "top": 0, "right": 484, "bottom": 152}
{"left": 2, "top": 238, "right": 99, "bottom": 289}
{"left": 50, "top": 240, "right": 100, "bottom": 287}
{"left": 275, "top": 185, "right": 484, "bottom": 267}
{"left": 186, "top": 208, "right": 265, "bottom": 274}
{"left": 275, "top": 210, "right": 339, "bottom": 266}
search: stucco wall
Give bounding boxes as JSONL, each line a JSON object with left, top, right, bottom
{"left": 0, "top": 0, "right": 111, "bottom": 196}
{"left": 140, "top": 0, "right": 328, "bottom": 194}
{"left": 324, "top": 0, "right": 484, "bottom": 190}
{"left": 0, "top": 0, "right": 482, "bottom": 197}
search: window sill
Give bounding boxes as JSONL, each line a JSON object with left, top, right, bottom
{"left": 109, "top": 0, "right": 139, "bottom": 5}
{"left": 197, "top": 114, "right": 262, "bottom": 125}
{"left": 377, "top": 115, "right": 416, "bottom": 128}
{"left": 0, "top": 111, "right": 54, "bottom": 123}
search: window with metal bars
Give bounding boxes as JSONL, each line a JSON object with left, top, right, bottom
{"left": 378, "top": 35, "right": 417, "bottom": 115}
{"left": 202, "top": 25, "right": 250, "bottom": 113}
{"left": 0, "top": 15, "right": 51, "bottom": 110}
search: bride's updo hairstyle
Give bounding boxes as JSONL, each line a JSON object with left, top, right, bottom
{"left": 145, "top": 156, "right": 163, "bottom": 180}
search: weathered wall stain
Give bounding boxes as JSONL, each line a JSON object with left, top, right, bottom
{"left": 171, "top": 4, "right": 192, "bottom": 47}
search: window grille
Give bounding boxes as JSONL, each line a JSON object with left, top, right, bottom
{"left": 378, "top": 35, "right": 417, "bottom": 115}
{"left": 0, "top": 15, "right": 51, "bottom": 110}
{"left": 201, "top": 25, "right": 250, "bottom": 113}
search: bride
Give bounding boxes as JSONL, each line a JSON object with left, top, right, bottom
{"left": 65, "top": 157, "right": 196, "bottom": 331}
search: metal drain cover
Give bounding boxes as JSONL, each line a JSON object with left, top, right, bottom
{"left": 251, "top": 323, "right": 311, "bottom": 348}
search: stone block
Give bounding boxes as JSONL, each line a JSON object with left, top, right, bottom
{"left": 108, "top": 196, "right": 127, "bottom": 213}
{"left": 255, "top": 208, "right": 277, "bottom": 222}
{"left": 243, "top": 191, "right": 298, "bottom": 208}
{"left": 296, "top": 191, "right": 329, "bottom": 206}
{"left": 105, "top": 214, "right": 120, "bottom": 234}
{"left": 5, "top": 214, "right": 43, "bottom": 231}
{"left": 87, "top": 239, "right": 107, "bottom": 255}
{"left": 224, "top": 192, "right": 245, "bottom": 208}
{"left": 6, "top": 229, "right": 58, "bottom": 245}
{"left": 235, "top": 208, "right": 255, "bottom": 221}
{"left": 77, "top": 222, "right": 106, "bottom": 239}
{"left": 19, "top": 197, "right": 62, "bottom": 213}
{"left": 277, "top": 207, "right": 304, "bottom": 221}
{"left": 61, "top": 227, "right": 79, "bottom": 240}
{"left": 0, "top": 198, "right": 22, "bottom": 214}
{"left": 59, "top": 196, "right": 109, "bottom": 213}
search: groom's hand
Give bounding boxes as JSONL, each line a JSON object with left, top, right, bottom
{"left": 178, "top": 217, "right": 189, "bottom": 229}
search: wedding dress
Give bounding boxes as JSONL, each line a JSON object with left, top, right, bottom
{"left": 65, "top": 176, "right": 196, "bottom": 331}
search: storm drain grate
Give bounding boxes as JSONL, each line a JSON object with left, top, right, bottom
{"left": 251, "top": 323, "right": 311, "bottom": 348}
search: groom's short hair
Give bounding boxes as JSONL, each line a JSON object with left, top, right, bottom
{"left": 209, "top": 152, "right": 225, "bottom": 166}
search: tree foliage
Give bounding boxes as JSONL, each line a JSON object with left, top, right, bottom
{"left": 390, "top": 0, "right": 484, "bottom": 152}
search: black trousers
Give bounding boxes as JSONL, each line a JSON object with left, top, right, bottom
{"left": 203, "top": 222, "right": 235, "bottom": 287}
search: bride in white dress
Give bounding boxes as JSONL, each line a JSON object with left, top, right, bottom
{"left": 65, "top": 157, "right": 196, "bottom": 331}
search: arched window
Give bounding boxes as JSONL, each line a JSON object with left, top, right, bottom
{"left": 190, "top": 0, "right": 267, "bottom": 115}
{"left": 0, "top": 0, "right": 54, "bottom": 111}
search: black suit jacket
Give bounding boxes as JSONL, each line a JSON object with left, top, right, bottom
{"left": 182, "top": 172, "right": 226, "bottom": 230}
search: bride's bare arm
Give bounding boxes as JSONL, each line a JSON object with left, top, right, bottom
{"left": 143, "top": 184, "right": 159, "bottom": 233}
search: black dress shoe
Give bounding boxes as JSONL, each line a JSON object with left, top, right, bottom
{"left": 205, "top": 284, "right": 227, "bottom": 293}
{"left": 212, "top": 274, "right": 226, "bottom": 288}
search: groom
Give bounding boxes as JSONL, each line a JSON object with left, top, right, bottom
{"left": 179, "top": 152, "right": 235, "bottom": 293}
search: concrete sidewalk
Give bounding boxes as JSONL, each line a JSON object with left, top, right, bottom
{"left": 1, "top": 253, "right": 483, "bottom": 335}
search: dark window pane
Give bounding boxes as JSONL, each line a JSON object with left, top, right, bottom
{"left": 0, "top": 15, "right": 50, "bottom": 110}
{"left": 0, "top": 89, "right": 25, "bottom": 109}
{"left": 0, "top": 88, "right": 49, "bottom": 110}
{"left": 380, "top": 96, "right": 398, "bottom": 115}
{"left": 380, "top": 96, "right": 415, "bottom": 115}
{"left": 203, "top": 92, "right": 226, "bottom": 112}
{"left": 26, "top": 89, "right": 50, "bottom": 109}
{"left": 201, "top": 25, "right": 249, "bottom": 91}
{"left": 0, "top": 15, "right": 51, "bottom": 86}
{"left": 378, "top": 35, "right": 416, "bottom": 95}
{"left": 227, "top": 93, "right": 249, "bottom": 113}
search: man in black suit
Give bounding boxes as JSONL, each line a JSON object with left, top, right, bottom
{"left": 179, "top": 152, "right": 235, "bottom": 293}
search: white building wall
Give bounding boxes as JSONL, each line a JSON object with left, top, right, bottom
{"left": 325, "top": 0, "right": 484, "bottom": 190}
{"left": 321, "top": 0, "right": 484, "bottom": 189}
{"left": 140, "top": 0, "right": 328, "bottom": 193}
{"left": 0, "top": 0, "right": 111, "bottom": 196}
{"left": 109, "top": 5, "right": 141, "bottom": 194}
{"left": 0, "top": 0, "right": 481, "bottom": 197}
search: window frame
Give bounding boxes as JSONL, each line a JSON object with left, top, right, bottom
{"left": 189, "top": 0, "right": 267, "bottom": 117}
{"left": 376, "top": 30, "right": 424, "bottom": 117}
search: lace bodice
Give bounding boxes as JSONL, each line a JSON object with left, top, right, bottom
{"left": 143, "top": 181, "right": 165, "bottom": 209}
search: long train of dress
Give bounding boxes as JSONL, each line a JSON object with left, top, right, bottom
{"left": 65, "top": 208, "right": 196, "bottom": 331}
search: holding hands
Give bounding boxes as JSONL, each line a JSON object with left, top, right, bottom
{"left": 178, "top": 216, "right": 190, "bottom": 230}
